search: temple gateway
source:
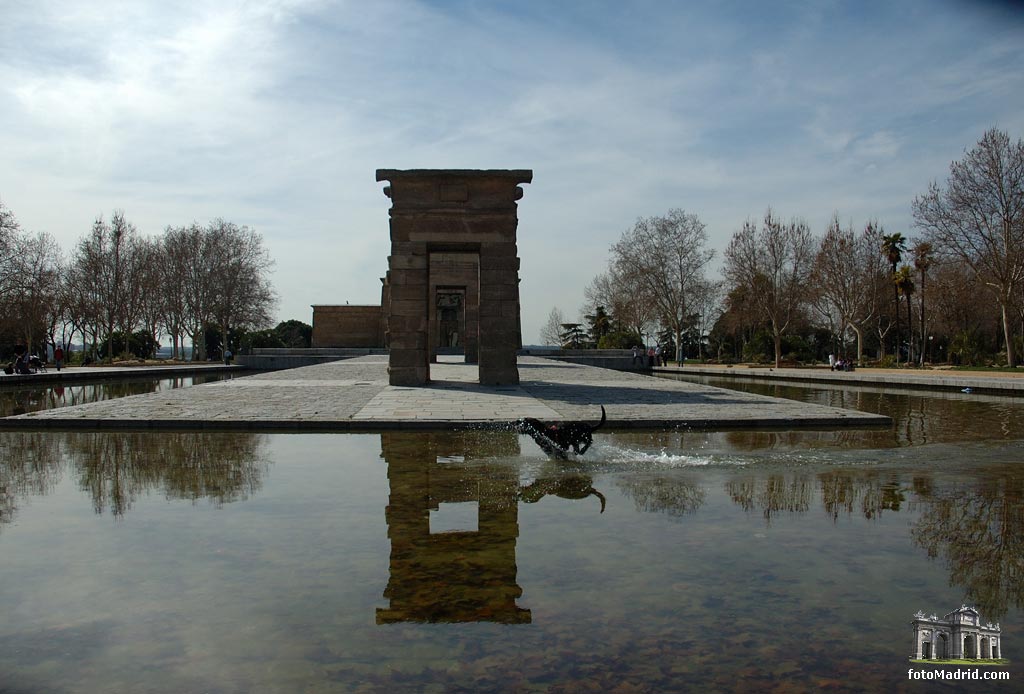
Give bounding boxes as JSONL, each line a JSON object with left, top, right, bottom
{"left": 311, "top": 169, "right": 531, "bottom": 386}
{"left": 911, "top": 606, "right": 1002, "bottom": 660}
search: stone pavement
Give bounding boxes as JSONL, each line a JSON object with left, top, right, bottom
{"left": 656, "top": 364, "right": 1024, "bottom": 395}
{"left": 1, "top": 356, "right": 889, "bottom": 431}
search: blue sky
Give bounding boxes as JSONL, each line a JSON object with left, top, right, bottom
{"left": 2, "top": 0, "right": 1023, "bottom": 343}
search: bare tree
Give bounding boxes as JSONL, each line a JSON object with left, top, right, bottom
{"left": 913, "top": 128, "right": 1024, "bottom": 367}
{"left": 206, "top": 220, "right": 276, "bottom": 355}
{"left": 13, "top": 232, "right": 61, "bottom": 354}
{"left": 812, "top": 214, "right": 871, "bottom": 360}
{"left": 0, "top": 198, "right": 23, "bottom": 302}
{"left": 75, "top": 211, "right": 140, "bottom": 360}
{"left": 724, "top": 209, "right": 815, "bottom": 367}
{"left": 70, "top": 223, "right": 105, "bottom": 358}
{"left": 178, "top": 225, "right": 216, "bottom": 362}
{"left": 689, "top": 277, "right": 723, "bottom": 360}
{"left": 134, "top": 237, "right": 165, "bottom": 352}
{"left": 49, "top": 271, "right": 82, "bottom": 357}
{"left": 539, "top": 307, "right": 566, "bottom": 346}
{"left": 584, "top": 269, "right": 655, "bottom": 341}
{"left": 610, "top": 209, "right": 715, "bottom": 362}
{"left": 162, "top": 224, "right": 205, "bottom": 359}
{"left": 118, "top": 232, "right": 151, "bottom": 348}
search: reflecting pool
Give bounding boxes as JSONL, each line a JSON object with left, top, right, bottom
{"left": 0, "top": 373, "right": 234, "bottom": 417}
{"left": 0, "top": 381, "right": 1022, "bottom": 692}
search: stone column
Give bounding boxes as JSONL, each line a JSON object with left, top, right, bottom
{"left": 384, "top": 243, "right": 430, "bottom": 385}
{"left": 478, "top": 241, "right": 522, "bottom": 385}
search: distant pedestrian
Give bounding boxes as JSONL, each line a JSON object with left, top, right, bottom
{"left": 632, "top": 345, "right": 641, "bottom": 365}
{"left": 828, "top": 353, "right": 835, "bottom": 371}
{"left": 54, "top": 346, "right": 64, "bottom": 372}
{"left": 224, "top": 348, "right": 233, "bottom": 365}
{"left": 655, "top": 345, "right": 662, "bottom": 367}
{"left": 647, "top": 346, "right": 655, "bottom": 368}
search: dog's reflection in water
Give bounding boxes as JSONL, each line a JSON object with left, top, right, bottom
{"left": 520, "top": 474, "right": 606, "bottom": 513}
{"left": 516, "top": 406, "right": 606, "bottom": 460}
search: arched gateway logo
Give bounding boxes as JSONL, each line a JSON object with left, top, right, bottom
{"left": 910, "top": 606, "right": 1008, "bottom": 667}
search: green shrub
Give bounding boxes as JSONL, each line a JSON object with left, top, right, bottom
{"left": 598, "top": 329, "right": 642, "bottom": 350}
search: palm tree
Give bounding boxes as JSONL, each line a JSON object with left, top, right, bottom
{"left": 894, "top": 265, "right": 916, "bottom": 365}
{"left": 881, "top": 233, "right": 907, "bottom": 361}
{"left": 913, "top": 241, "right": 933, "bottom": 365}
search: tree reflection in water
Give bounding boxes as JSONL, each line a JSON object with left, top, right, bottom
{"left": 726, "top": 474, "right": 812, "bottom": 523}
{"left": 912, "top": 469, "right": 1024, "bottom": 620}
{"left": 616, "top": 473, "right": 706, "bottom": 517}
{"left": 0, "top": 431, "right": 269, "bottom": 524}
{"left": 664, "top": 372, "right": 1024, "bottom": 447}
{"left": 722, "top": 465, "right": 1023, "bottom": 620}
{"left": 726, "top": 469, "right": 916, "bottom": 524}
{"left": 0, "top": 375, "right": 227, "bottom": 417}
{"left": 0, "top": 432, "right": 66, "bottom": 527}
{"left": 818, "top": 470, "right": 909, "bottom": 520}
{"left": 67, "top": 432, "right": 269, "bottom": 516}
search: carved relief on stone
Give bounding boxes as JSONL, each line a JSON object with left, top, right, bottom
{"left": 437, "top": 293, "right": 463, "bottom": 308}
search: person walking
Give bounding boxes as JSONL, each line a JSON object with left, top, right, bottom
{"left": 54, "top": 346, "right": 64, "bottom": 372}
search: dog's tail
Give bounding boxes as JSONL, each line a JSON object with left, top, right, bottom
{"left": 590, "top": 488, "right": 607, "bottom": 513}
{"left": 592, "top": 405, "right": 607, "bottom": 432}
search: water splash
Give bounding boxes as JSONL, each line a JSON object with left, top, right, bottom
{"left": 594, "top": 444, "right": 737, "bottom": 468}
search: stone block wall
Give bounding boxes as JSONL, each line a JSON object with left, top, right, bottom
{"left": 311, "top": 305, "right": 384, "bottom": 348}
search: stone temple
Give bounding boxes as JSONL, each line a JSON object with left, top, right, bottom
{"left": 312, "top": 169, "right": 531, "bottom": 386}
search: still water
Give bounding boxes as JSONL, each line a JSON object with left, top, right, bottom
{"left": 0, "top": 374, "right": 234, "bottom": 418}
{"left": 0, "top": 378, "right": 1021, "bottom": 693}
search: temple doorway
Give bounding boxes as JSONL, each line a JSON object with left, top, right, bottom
{"left": 436, "top": 291, "right": 465, "bottom": 354}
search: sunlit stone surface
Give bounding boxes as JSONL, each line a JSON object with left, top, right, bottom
{"left": 2, "top": 357, "right": 889, "bottom": 430}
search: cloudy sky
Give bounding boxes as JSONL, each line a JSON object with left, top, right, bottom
{"left": 2, "top": 0, "right": 1023, "bottom": 343}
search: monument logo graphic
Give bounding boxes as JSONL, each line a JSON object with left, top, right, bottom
{"left": 911, "top": 605, "right": 1006, "bottom": 663}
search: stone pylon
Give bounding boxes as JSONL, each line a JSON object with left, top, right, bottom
{"left": 377, "top": 169, "right": 532, "bottom": 386}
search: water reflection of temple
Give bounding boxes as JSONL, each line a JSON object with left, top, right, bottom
{"left": 377, "top": 432, "right": 531, "bottom": 624}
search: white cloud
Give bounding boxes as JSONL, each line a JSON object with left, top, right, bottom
{"left": 1, "top": 0, "right": 1023, "bottom": 342}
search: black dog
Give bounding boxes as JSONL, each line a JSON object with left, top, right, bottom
{"left": 516, "top": 406, "right": 607, "bottom": 460}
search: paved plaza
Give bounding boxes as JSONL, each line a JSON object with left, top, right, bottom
{"left": 657, "top": 363, "right": 1024, "bottom": 395}
{"left": 1, "top": 356, "right": 889, "bottom": 431}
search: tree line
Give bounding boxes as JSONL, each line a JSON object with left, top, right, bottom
{"left": 543, "top": 128, "right": 1024, "bottom": 369}
{"left": 0, "top": 206, "right": 278, "bottom": 362}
